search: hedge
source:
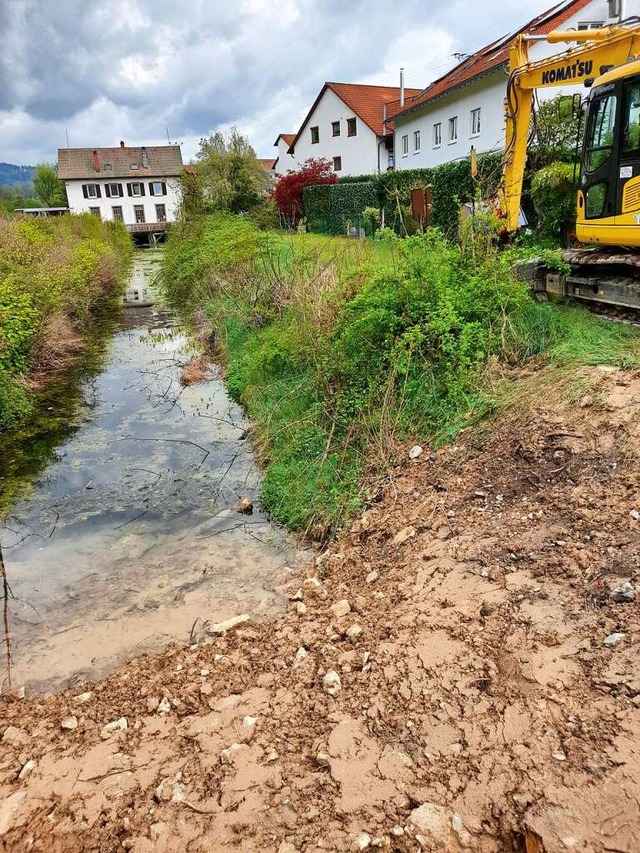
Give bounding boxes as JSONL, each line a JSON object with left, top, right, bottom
{"left": 303, "top": 181, "right": 379, "bottom": 235}
{"left": 303, "top": 152, "right": 503, "bottom": 237}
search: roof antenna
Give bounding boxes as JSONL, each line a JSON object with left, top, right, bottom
{"left": 453, "top": 52, "right": 470, "bottom": 62}
{"left": 166, "top": 126, "right": 171, "bottom": 144}
{"left": 65, "top": 128, "right": 70, "bottom": 148}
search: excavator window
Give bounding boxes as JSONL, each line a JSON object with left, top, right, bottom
{"left": 622, "top": 84, "right": 640, "bottom": 153}
{"left": 585, "top": 93, "right": 617, "bottom": 172}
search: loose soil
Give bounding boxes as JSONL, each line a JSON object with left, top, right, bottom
{"left": 1, "top": 366, "right": 639, "bottom": 853}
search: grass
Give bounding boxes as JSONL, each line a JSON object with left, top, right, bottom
{"left": 0, "top": 213, "right": 133, "bottom": 431}
{"left": 161, "top": 214, "right": 640, "bottom": 539}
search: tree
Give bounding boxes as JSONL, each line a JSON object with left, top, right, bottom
{"left": 33, "top": 163, "right": 68, "bottom": 207}
{"left": 195, "top": 127, "right": 269, "bottom": 213}
{"left": 529, "top": 95, "right": 584, "bottom": 171}
{"left": 273, "top": 159, "right": 338, "bottom": 226}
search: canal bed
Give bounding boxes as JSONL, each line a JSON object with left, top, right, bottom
{"left": 0, "top": 250, "right": 304, "bottom": 692}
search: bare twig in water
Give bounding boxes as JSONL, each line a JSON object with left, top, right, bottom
{"left": 0, "top": 543, "right": 12, "bottom": 689}
{"left": 117, "top": 437, "right": 212, "bottom": 470}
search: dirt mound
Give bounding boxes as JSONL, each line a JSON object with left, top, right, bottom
{"left": 1, "top": 367, "right": 639, "bottom": 852}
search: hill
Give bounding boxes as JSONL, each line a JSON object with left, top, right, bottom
{"left": 0, "top": 162, "right": 35, "bottom": 190}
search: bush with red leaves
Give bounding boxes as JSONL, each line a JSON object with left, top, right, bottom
{"left": 273, "top": 158, "right": 337, "bottom": 226}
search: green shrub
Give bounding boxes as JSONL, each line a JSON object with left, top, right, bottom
{"left": 304, "top": 181, "right": 379, "bottom": 235}
{"left": 531, "top": 162, "right": 577, "bottom": 240}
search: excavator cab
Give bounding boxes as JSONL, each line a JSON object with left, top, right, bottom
{"left": 577, "top": 62, "right": 640, "bottom": 246}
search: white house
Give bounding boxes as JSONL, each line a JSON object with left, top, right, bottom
{"left": 273, "top": 134, "right": 296, "bottom": 175}
{"left": 278, "top": 83, "right": 421, "bottom": 177}
{"left": 57, "top": 143, "right": 184, "bottom": 234}
{"left": 393, "top": 0, "right": 635, "bottom": 170}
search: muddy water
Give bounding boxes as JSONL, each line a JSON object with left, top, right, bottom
{"left": 0, "top": 250, "right": 304, "bottom": 693}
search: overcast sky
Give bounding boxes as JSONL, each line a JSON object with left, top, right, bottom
{"left": 0, "top": 0, "right": 565, "bottom": 165}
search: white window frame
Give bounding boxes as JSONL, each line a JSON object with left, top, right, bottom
{"left": 448, "top": 116, "right": 458, "bottom": 144}
{"left": 107, "top": 182, "right": 123, "bottom": 197}
{"left": 413, "top": 129, "right": 421, "bottom": 153}
{"left": 332, "top": 156, "right": 342, "bottom": 172}
{"left": 470, "top": 108, "right": 481, "bottom": 137}
{"left": 150, "top": 181, "right": 164, "bottom": 196}
{"left": 577, "top": 20, "right": 604, "bottom": 29}
{"left": 401, "top": 134, "right": 409, "bottom": 157}
{"left": 131, "top": 182, "right": 143, "bottom": 197}
{"left": 433, "top": 123, "right": 442, "bottom": 148}
{"left": 86, "top": 184, "right": 98, "bottom": 198}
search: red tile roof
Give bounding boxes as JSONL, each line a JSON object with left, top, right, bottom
{"left": 288, "top": 82, "right": 422, "bottom": 151}
{"left": 396, "top": 0, "right": 594, "bottom": 119}
{"left": 258, "top": 158, "right": 277, "bottom": 171}
{"left": 274, "top": 133, "right": 296, "bottom": 147}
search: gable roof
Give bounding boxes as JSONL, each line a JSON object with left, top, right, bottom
{"left": 288, "top": 82, "right": 422, "bottom": 151}
{"left": 57, "top": 145, "right": 183, "bottom": 180}
{"left": 396, "top": 0, "right": 594, "bottom": 119}
{"left": 258, "top": 158, "right": 277, "bottom": 171}
{"left": 274, "top": 133, "right": 296, "bottom": 147}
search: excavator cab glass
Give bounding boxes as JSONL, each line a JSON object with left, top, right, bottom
{"left": 622, "top": 84, "right": 640, "bottom": 153}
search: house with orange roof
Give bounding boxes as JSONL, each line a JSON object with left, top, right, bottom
{"left": 277, "top": 83, "right": 421, "bottom": 177}
{"left": 393, "top": 0, "right": 627, "bottom": 171}
{"left": 273, "top": 134, "right": 296, "bottom": 175}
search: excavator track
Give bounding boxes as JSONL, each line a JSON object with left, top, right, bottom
{"left": 517, "top": 249, "right": 640, "bottom": 311}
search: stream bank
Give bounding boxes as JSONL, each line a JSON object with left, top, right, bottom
{"left": 0, "top": 249, "right": 304, "bottom": 693}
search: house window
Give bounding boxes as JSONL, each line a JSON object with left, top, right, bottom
{"left": 332, "top": 156, "right": 342, "bottom": 172}
{"left": 127, "top": 182, "right": 145, "bottom": 197}
{"left": 448, "top": 116, "right": 458, "bottom": 143}
{"left": 112, "top": 206, "right": 123, "bottom": 222}
{"left": 82, "top": 183, "right": 101, "bottom": 199}
{"left": 347, "top": 117, "right": 357, "bottom": 137}
{"left": 413, "top": 130, "right": 421, "bottom": 153}
{"left": 310, "top": 126, "right": 319, "bottom": 144}
{"left": 134, "top": 205, "right": 146, "bottom": 224}
{"left": 401, "top": 134, "right": 409, "bottom": 156}
{"left": 332, "top": 121, "right": 341, "bottom": 137}
{"left": 155, "top": 204, "right": 167, "bottom": 222}
{"left": 149, "top": 181, "right": 166, "bottom": 196}
{"left": 471, "top": 108, "right": 481, "bottom": 136}
{"left": 105, "top": 183, "right": 123, "bottom": 198}
{"left": 89, "top": 207, "right": 101, "bottom": 218}
{"left": 608, "top": 0, "right": 621, "bottom": 17}
{"left": 433, "top": 123, "right": 442, "bottom": 147}
{"left": 578, "top": 20, "right": 604, "bottom": 29}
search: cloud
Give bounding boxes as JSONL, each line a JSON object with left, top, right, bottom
{"left": 0, "top": 0, "right": 571, "bottom": 164}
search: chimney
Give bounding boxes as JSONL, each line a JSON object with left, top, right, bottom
{"left": 120, "top": 140, "right": 125, "bottom": 148}
{"left": 383, "top": 102, "right": 387, "bottom": 136}
{"left": 141, "top": 146, "right": 149, "bottom": 168}
{"left": 400, "top": 68, "right": 405, "bottom": 107}
{"left": 92, "top": 149, "right": 100, "bottom": 172}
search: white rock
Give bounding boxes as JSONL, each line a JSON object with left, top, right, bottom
{"left": 390, "top": 826, "right": 404, "bottom": 836}
{"left": 610, "top": 580, "right": 635, "bottom": 603}
{"left": 61, "top": 716, "right": 78, "bottom": 731}
{"left": 346, "top": 624, "right": 363, "bottom": 642}
{"left": 200, "top": 668, "right": 210, "bottom": 676}
{"left": 408, "top": 445, "right": 424, "bottom": 460}
{"left": 277, "top": 842, "right": 298, "bottom": 853}
{"left": 293, "top": 647, "right": 309, "bottom": 667}
{"left": 630, "top": 509, "right": 640, "bottom": 520}
{"left": 322, "top": 670, "right": 341, "bottom": 697}
{"left": 0, "top": 790, "right": 26, "bottom": 835}
{"left": 410, "top": 802, "right": 472, "bottom": 847}
{"left": 330, "top": 599, "right": 351, "bottom": 619}
{"left": 355, "top": 832, "right": 371, "bottom": 849}
{"left": 73, "top": 692, "right": 93, "bottom": 704}
{"left": 206, "top": 614, "right": 250, "bottom": 636}
{"left": 18, "top": 760, "right": 36, "bottom": 781}
{"left": 604, "top": 632, "right": 625, "bottom": 647}
{"left": 100, "top": 718, "right": 128, "bottom": 739}
{"left": 296, "top": 602, "right": 307, "bottom": 615}
{"left": 366, "top": 571, "right": 379, "bottom": 584}
{"left": 552, "top": 751, "right": 567, "bottom": 761}
{"left": 2, "top": 727, "right": 28, "bottom": 748}
{"left": 157, "top": 697, "right": 172, "bottom": 715}
{"left": 265, "top": 748, "right": 279, "bottom": 762}
{"left": 316, "top": 751, "right": 331, "bottom": 766}
{"left": 392, "top": 526, "right": 416, "bottom": 546}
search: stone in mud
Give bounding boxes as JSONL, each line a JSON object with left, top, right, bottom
{"left": 346, "top": 624, "right": 363, "bottom": 642}
{"left": 206, "top": 614, "right": 251, "bottom": 636}
{"left": 156, "top": 697, "right": 172, "bottom": 714}
{"left": 61, "top": 716, "right": 78, "bottom": 730}
{"left": 323, "top": 670, "right": 341, "bottom": 697}
{"left": 366, "top": 571, "right": 379, "bottom": 584}
{"left": 331, "top": 599, "right": 351, "bottom": 619}
{"left": 610, "top": 581, "right": 635, "bottom": 603}
{"left": 392, "top": 526, "right": 416, "bottom": 546}
{"left": 2, "top": 727, "right": 29, "bottom": 748}
{"left": 409, "top": 445, "right": 424, "bottom": 460}
{"left": 233, "top": 497, "right": 253, "bottom": 515}
{"left": 18, "top": 760, "right": 36, "bottom": 781}
{"left": 0, "top": 790, "right": 26, "bottom": 836}
{"left": 101, "top": 718, "right": 128, "bottom": 739}
{"left": 604, "top": 632, "right": 625, "bottom": 647}
{"left": 410, "top": 802, "right": 472, "bottom": 848}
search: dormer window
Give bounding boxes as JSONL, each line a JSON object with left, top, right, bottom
{"left": 103, "top": 163, "right": 113, "bottom": 171}
{"left": 130, "top": 164, "right": 139, "bottom": 170}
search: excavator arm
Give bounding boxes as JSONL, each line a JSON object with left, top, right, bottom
{"left": 499, "top": 25, "right": 640, "bottom": 232}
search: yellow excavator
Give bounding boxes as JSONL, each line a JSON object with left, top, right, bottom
{"left": 499, "top": 21, "right": 640, "bottom": 308}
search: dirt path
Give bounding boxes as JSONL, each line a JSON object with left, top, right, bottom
{"left": 1, "top": 367, "right": 639, "bottom": 852}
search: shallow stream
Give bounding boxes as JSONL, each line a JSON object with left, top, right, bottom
{"left": 0, "top": 250, "right": 303, "bottom": 692}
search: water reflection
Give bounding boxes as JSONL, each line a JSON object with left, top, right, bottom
{"left": 0, "top": 250, "right": 303, "bottom": 692}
